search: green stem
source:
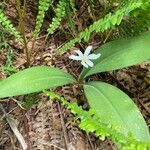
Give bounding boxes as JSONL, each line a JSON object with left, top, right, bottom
{"left": 16, "top": 0, "right": 30, "bottom": 67}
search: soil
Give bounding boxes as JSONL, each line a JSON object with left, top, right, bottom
{"left": 0, "top": 1, "right": 150, "bottom": 150}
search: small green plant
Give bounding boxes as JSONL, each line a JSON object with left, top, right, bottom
{"left": 0, "top": 32, "right": 150, "bottom": 149}
{"left": 0, "top": 49, "right": 17, "bottom": 76}
{"left": 21, "top": 94, "right": 39, "bottom": 110}
{"left": 0, "top": 1, "right": 150, "bottom": 149}
{"left": 0, "top": 25, "right": 9, "bottom": 49}
{"left": 0, "top": 28, "right": 17, "bottom": 75}
{"left": 0, "top": 9, "right": 22, "bottom": 41}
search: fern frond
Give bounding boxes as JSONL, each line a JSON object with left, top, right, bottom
{"left": 69, "top": 0, "right": 76, "bottom": 13}
{"left": 0, "top": 9, "right": 22, "bottom": 42}
{"left": 47, "top": 0, "right": 66, "bottom": 35}
{"left": 58, "top": 0, "right": 145, "bottom": 53}
{"left": 110, "top": 1, "right": 150, "bottom": 39}
{"left": 130, "top": 5, "right": 150, "bottom": 33}
{"left": 44, "top": 90, "right": 150, "bottom": 150}
{"left": 65, "top": 0, "right": 76, "bottom": 35}
{"left": 33, "top": 0, "right": 51, "bottom": 38}
{"left": 0, "top": 25, "right": 9, "bottom": 48}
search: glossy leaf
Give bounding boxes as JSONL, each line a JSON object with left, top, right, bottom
{"left": 80, "top": 32, "right": 150, "bottom": 80}
{"left": 84, "top": 81, "right": 150, "bottom": 141}
{"left": 0, "top": 66, "right": 76, "bottom": 98}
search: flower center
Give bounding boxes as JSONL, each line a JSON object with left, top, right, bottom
{"left": 81, "top": 56, "right": 88, "bottom": 62}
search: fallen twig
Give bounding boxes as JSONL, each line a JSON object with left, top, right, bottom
{"left": 0, "top": 103, "right": 27, "bottom": 150}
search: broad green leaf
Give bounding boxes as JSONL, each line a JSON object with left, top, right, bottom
{"left": 80, "top": 32, "right": 150, "bottom": 80}
{"left": 84, "top": 81, "right": 150, "bottom": 141}
{"left": 0, "top": 66, "right": 76, "bottom": 98}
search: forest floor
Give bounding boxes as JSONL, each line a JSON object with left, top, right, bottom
{"left": 0, "top": 1, "right": 150, "bottom": 150}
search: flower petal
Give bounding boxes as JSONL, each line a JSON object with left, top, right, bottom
{"left": 75, "top": 50, "right": 84, "bottom": 57}
{"left": 69, "top": 55, "right": 81, "bottom": 60}
{"left": 85, "top": 60, "right": 94, "bottom": 67}
{"left": 81, "top": 61, "right": 89, "bottom": 68}
{"left": 88, "top": 53, "right": 101, "bottom": 60}
{"left": 84, "top": 45, "right": 93, "bottom": 56}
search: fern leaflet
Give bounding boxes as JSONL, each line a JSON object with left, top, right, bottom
{"left": 33, "top": 0, "right": 51, "bottom": 38}
{"left": 44, "top": 90, "right": 150, "bottom": 150}
{"left": 58, "top": 0, "right": 146, "bottom": 53}
{"left": 0, "top": 9, "right": 22, "bottom": 42}
{"left": 47, "top": 0, "right": 66, "bottom": 35}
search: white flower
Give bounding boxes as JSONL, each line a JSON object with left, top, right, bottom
{"left": 69, "top": 46, "right": 101, "bottom": 68}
